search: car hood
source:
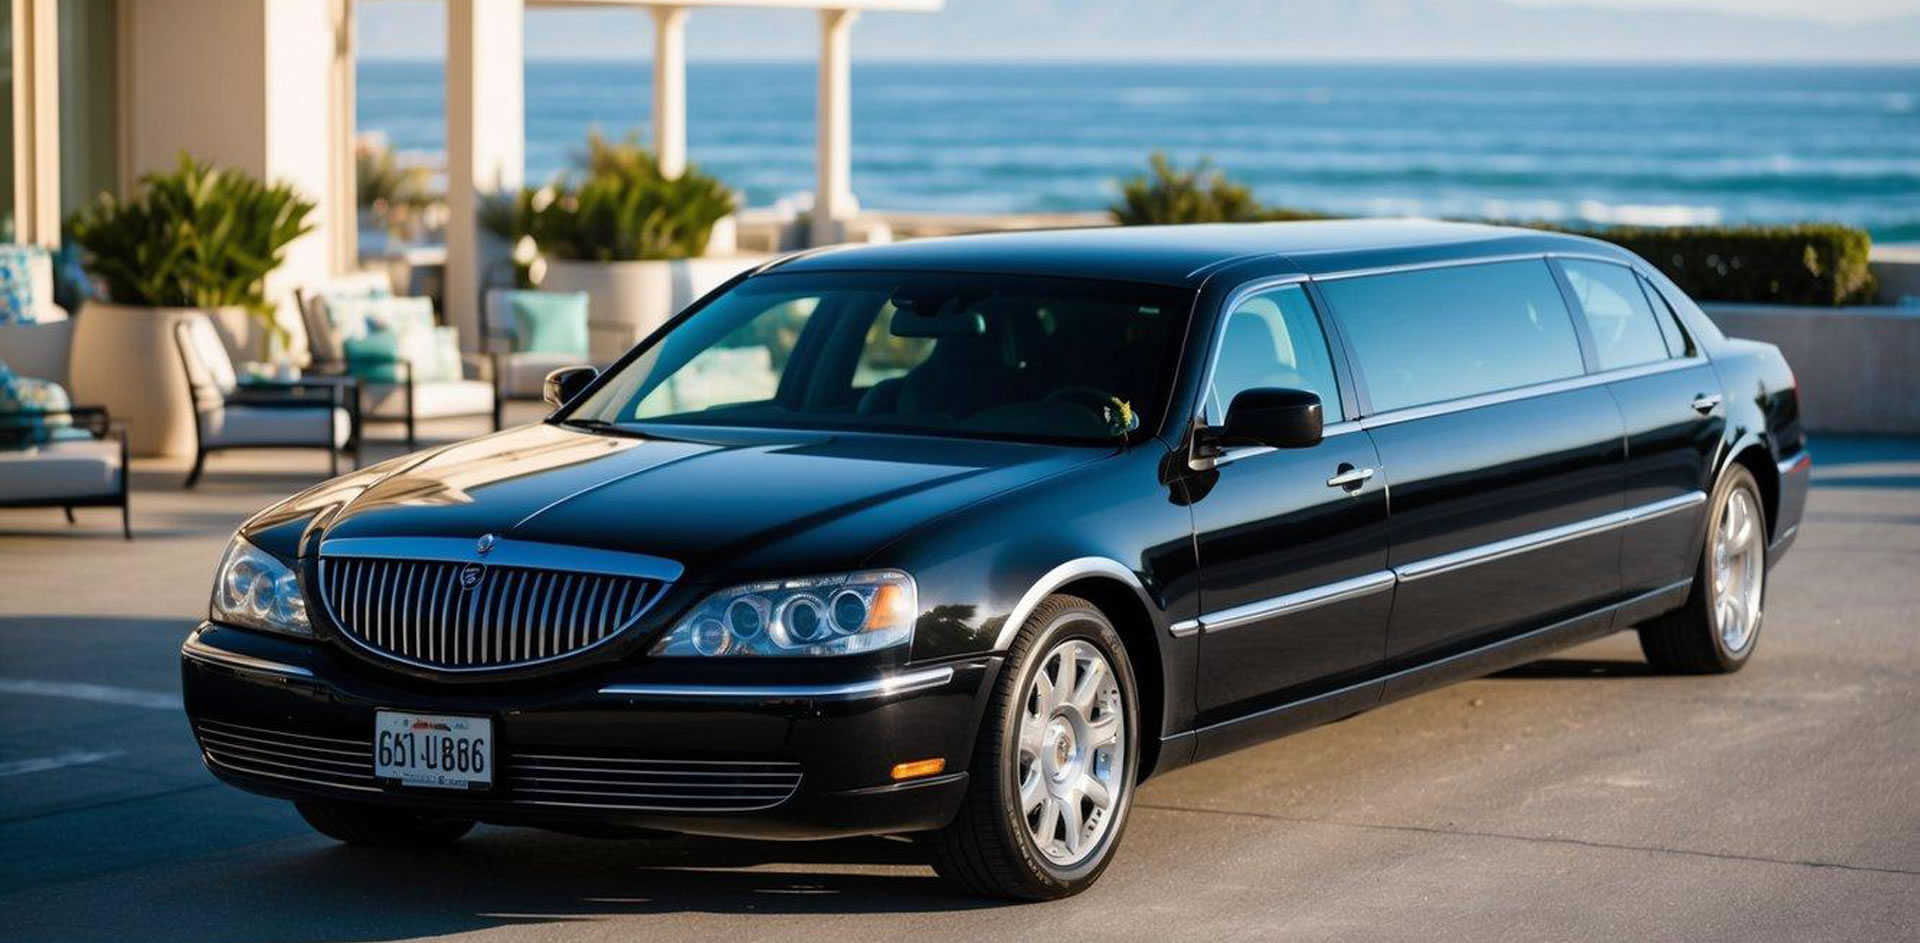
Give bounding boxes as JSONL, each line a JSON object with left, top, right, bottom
{"left": 250, "top": 423, "right": 1099, "bottom": 582}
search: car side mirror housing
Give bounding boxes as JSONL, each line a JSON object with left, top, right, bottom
{"left": 1219, "top": 388, "right": 1324, "bottom": 449}
{"left": 543, "top": 365, "right": 598, "bottom": 409}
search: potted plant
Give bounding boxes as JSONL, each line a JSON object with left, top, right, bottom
{"left": 495, "top": 133, "right": 763, "bottom": 363}
{"left": 64, "top": 155, "right": 315, "bottom": 456}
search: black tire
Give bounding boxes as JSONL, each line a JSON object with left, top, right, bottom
{"left": 296, "top": 800, "right": 475, "bottom": 848}
{"left": 930, "top": 594, "right": 1140, "bottom": 901}
{"left": 1639, "top": 464, "right": 1768, "bottom": 674}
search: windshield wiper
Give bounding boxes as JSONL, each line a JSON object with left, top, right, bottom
{"left": 558, "top": 417, "right": 646, "bottom": 438}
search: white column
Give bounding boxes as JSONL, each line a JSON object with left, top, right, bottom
{"left": 327, "top": 0, "right": 357, "bottom": 272}
{"left": 445, "top": 0, "right": 525, "bottom": 352}
{"left": 119, "top": 0, "right": 345, "bottom": 338}
{"left": 651, "top": 5, "right": 688, "bottom": 180}
{"left": 811, "top": 7, "right": 859, "bottom": 248}
{"left": 10, "top": 0, "right": 60, "bottom": 246}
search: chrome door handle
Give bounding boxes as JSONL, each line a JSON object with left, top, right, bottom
{"left": 1326, "top": 466, "right": 1375, "bottom": 489}
{"left": 1691, "top": 393, "right": 1723, "bottom": 415}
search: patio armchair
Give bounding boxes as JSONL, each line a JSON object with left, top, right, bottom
{"left": 296, "top": 280, "right": 502, "bottom": 450}
{"left": 0, "top": 405, "right": 130, "bottom": 540}
{"left": 174, "top": 316, "right": 358, "bottom": 488}
{"left": 484, "top": 289, "right": 592, "bottom": 399}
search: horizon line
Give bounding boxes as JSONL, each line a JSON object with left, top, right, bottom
{"left": 357, "top": 54, "right": 1920, "bottom": 67}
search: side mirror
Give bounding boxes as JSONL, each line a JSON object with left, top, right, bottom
{"left": 1219, "top": 388, "right": 1323, "bottom": 450}
{"left": 543, "top": 365, "right": 598, "bottom": 409}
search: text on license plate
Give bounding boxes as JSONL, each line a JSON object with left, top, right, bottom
{"left": 374, "top": 711, "right": 492, "bottom": 790}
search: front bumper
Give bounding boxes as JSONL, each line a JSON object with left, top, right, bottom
{"left": 180, "top": 623, "right": 998, "bottom": 840}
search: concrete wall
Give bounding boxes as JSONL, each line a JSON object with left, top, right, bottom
{"left": 1704, "top": 304, "right": 1920, "bottom": 436}
{"left": 1870, "top": 246, "right": 1920, "bottom": 306}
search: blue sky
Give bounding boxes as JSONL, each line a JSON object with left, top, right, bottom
{"left": 355, "top": 0, "right": 1920, "bottom": 63}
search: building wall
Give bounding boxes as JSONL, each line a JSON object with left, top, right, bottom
{"left": 120, "top": 0, "right": 344, "bottom": 342}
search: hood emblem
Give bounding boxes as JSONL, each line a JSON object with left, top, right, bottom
{"left": 476, "top": 533, "right": 496, "bottom": 556}
{"left": 459, "top": 563, "right": 486, "bottom": 590}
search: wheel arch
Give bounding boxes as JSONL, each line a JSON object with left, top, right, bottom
{"left": 1724, "top": 437, "right": 1780, "bottom": 542}
{"left": 994, "top": 557, "right": 1170, "bottom": 781}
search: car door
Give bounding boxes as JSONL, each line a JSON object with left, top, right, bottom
{"left": 1186, "top": 282, "right": 1392, "bottom": 720}
{"left": 1555, "top": 258, "right": 1723, "bottom": 594}
{"left": 1317, "top": 259, "right": 1626, "bottom": 662}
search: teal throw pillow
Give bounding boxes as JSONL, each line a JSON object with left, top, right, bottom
{"left": 510, "top": 292, "right": 589, "bottom": 356}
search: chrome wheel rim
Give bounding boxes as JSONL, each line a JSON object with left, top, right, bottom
{"left": 1712, "top": 486, "right": 1765, "bottom": 653}
{"left": 1018, "top": 638, "right": 1126, "bottom": 867}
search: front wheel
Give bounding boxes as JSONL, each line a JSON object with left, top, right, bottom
{"left": 930, "top": 595, "right": 1139, "bottom": 900}
{"left": 1639, "top": 464, "right": 1768, "bottom": 674}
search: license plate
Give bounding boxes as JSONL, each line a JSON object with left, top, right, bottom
{"left": 374, "top": 711, "right": 493, "bottom": 790}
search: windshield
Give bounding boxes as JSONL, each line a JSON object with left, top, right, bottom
{"left": 569, "top": 271, "right": 1194, "bottom": 444}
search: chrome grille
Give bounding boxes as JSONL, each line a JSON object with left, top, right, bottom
{"left": 195, "top": 718, "right": 377, "bottom": 793}
{"left": 507, "top": 753, "right": 803, "bottom": 812}
{"left": 318, "top": 556, "right": 664, "bottom": 669}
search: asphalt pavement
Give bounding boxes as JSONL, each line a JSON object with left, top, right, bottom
{"left": 0, "top": 422, "right": 1914, "bottom": 942}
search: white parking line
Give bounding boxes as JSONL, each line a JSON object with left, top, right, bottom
{"left": 0, "top": 750, "right": 126, "bottom": 778}
{"left": 0, "top": 679, "right": 182, "bottom": 711}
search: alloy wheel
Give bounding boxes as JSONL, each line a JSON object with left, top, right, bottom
{"left": 1711, "top": 485, "right": 1765, "bottom": 653}
{"left": 1017, "top": 638, "right": 1127, "bottom": 867}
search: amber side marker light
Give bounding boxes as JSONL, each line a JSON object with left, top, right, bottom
{"left": 890, "top": 758, "right": 946, "bottom": 781}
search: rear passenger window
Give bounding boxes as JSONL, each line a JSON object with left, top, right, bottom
{"left": 1559, "top": 259, "right": 1672, "bottom": 369}
{"left": 1319, "top": 260, "right": 1585, "bottom": 413}
{"left": 1638, "top": 274, "right": 1696, "bottom": 358}
{"left": 1209, "top": 284, "right": 1344, "bottom": 422}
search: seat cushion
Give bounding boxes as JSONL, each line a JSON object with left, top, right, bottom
{"left": 0, "top": 439, "right": 121, "bottom": 502}
{"left": 503, "top": 351, "right": 587, "bottom": 399}
{"left": 510, "top": 292, "right": 590, "bottom": 356}
{"left": 358, "top": 380, "right": 495, "bottom": 420}
{"left": 205, "top": 405, "right": 351, "bottom": 448}
{"left": 302, "top": 273, "right": 395, "bottom": 363}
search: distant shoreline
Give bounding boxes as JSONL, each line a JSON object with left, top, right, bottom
{"left": 359, "top": 56, "right": 1920, "bottom": 68}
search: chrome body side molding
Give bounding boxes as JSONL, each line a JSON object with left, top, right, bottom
{"left": 600, "top": 665, "right": 955, "bottom": 701}
{"left": 1199, "top": 571, "right": 1396, "bottom": 634}
{"left": 1184, "top": 492, "right": 1706, "bottom": 635}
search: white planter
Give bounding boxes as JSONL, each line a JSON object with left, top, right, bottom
{"left": 542, "top": 254, "right": 770, "bottom": 365}
{"left": 68, "top": 302, "right": 241, "bottom": 457}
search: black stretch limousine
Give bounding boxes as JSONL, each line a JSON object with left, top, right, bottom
{"left": 182, "top": 220, "right": 1808, "bottom": 899}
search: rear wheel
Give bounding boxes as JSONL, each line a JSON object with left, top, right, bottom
{"left": 931, "top": 595, "right": 1139, "bottom": 900}
{"left": 296, "top": 800, "right": 475, "bottom": 848}
{"left": 1639, "top": 465, "right": 1768, "bottom": 674}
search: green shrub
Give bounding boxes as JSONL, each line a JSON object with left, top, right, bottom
{"left": 356, "top": 140, "right": 436, "bottom": 239}
{"left": 65, "top": 154, "right": 316, "bottom": 320}
{"left": 1110, "top": 153, "right": 1331, "bottom": 226}
{"left": 1556, "top": 223, "right": 1876, "bottom": 307}
{"left": 507, "top": 132, "right": 736, "bottom": 262}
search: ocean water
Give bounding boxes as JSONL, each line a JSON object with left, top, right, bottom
{"left": 358, "top": 61, "right": 1920, "bottom": 241}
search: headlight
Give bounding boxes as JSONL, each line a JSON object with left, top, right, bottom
{"left": 210, "top": 537, "right": 312, "bottom": 638}
{"left": 651, "top": 570, "right": 916, "bottom": 657}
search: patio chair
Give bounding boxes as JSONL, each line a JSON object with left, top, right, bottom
{"left": 0, "top": 390, "right": 130, "bottom": 540}
{"left": 296, "top": 280, "right": 501, "bottom": 450}
{"left": 484, "top": 289, "right": 592, "bottom": 399}
{"left": 173, "top": 316, "right": 358, "bottom": 488}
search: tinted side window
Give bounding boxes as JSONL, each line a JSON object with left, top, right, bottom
{"left": 1559, "top": 259, "right": 1671, "bottom": 369}
{"left": 1638, "top": 273, "right": 1696, "bottom": 358}
{"left": 1320, "top": 260, "right": 1585, "bottom": 413}
{"left": 1209, "top": 284, "right": 1344, "bottom": 422}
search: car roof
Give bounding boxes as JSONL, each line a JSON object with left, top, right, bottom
{"left": 769, "top": 218, "right": 1634, "bottom": 288}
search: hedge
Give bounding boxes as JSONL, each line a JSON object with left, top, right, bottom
{"left": 1555, "top": 223, "right": 1877, "bottom": 307}
{"left": 1108, "top": 156, "right": 1878, "bottom": 307}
